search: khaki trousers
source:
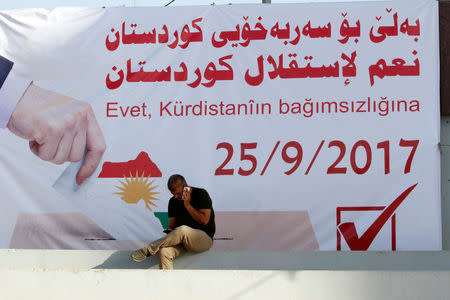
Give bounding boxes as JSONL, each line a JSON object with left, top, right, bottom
{"left": 146, "top": 225, "right": 213, "bottom": 270}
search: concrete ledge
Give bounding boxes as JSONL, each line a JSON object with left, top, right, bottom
{"left": 1, "top": 269, "right": 450, "bottom": 300}
{"left": 2, "top": 249, "right": 450, "bottom": 270}
{"left": 2, "top": 250, "right": 450, "bottom": 299}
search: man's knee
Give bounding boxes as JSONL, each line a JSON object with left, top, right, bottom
{"left": 159, "top": 247, "right": 174, "bottom": 260}
{"left": 173, "top": 225, "right": 191, "bottom": 236}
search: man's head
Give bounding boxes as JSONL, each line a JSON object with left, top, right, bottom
{"left": 167, "top": 174, "right": 187, "bottom": 200}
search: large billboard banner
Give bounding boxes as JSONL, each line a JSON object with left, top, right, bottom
{"left": 0, "top": 0, "right": 441, "bottom": 250}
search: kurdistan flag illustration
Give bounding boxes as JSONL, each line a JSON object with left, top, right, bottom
{"left": 82, "top": 152, "right": 169, "bottom": 241}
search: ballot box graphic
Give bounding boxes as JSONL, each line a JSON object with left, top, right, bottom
{"left": 10, "top": 211, "right": 320, "bottom": 250}
{"left": 212, "top": 211, "right": 319, "bottom": 251}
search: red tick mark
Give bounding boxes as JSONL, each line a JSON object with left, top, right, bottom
{"left": 337, "top": 183, "right": 417, "bottom": 251}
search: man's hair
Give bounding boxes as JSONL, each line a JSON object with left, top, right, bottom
{"left": 167, "top": 174, "right": 187, "bottom": 192}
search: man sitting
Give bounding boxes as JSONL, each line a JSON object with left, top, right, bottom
{"left": 131, "top": 174, "right": 215, "bottom": 269}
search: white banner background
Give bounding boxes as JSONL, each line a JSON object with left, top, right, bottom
{"left": 0, "top": 0, "right": 440, "bottom": 250}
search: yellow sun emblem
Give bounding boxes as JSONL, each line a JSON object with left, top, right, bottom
{"left": 113, "top": 171, "right": 160, "bottom": 211}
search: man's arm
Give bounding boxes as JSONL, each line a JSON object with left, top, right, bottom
{"left": 183, "top": 188, "right": 211, "bottom": 225}
{"left": 0, "top": 55, "right": 105, "bottom": 185}
{"left": 184, "top": 206, "right": 211, "bottom": 225}
{"left": 0, "top": 55, "right": 31, "bottom": 128}
{"left": 0, "top": 56, "right": 13, "bottom": 89}
{"left": 168, "top": 217, "right": 176, "bottom": 230}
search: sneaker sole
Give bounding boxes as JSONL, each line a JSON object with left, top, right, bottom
{"left": 131, "top": 257, "right": 145, "bottom": 262}
{"left": 131, "top": 254, "right": 147, "bottom": 262}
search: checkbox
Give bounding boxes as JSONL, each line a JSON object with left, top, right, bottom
{"left": 336, "top": 183, "right": 417, "bottom": 251}
{"left": 336, "top": 206, "right": 396, "bottom": 251}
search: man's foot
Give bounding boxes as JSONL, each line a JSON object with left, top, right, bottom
{"left": 131, "top": 247, "right": 150, "bottom": 262}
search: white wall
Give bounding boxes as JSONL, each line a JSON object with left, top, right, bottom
{"left": 1, "top": 269, "right": 450, "bottom": 300}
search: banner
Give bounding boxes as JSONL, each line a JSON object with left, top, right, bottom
{"left": 0, "top": 0, "right": 440, "bottom": 250}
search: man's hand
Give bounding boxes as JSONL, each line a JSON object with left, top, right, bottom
{"left": 7, "top": 83, "right": 106, "bottom": 185}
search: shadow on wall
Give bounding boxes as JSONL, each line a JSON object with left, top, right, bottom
{"left": 93, "top": 250, "right": 159, "bottom": 269}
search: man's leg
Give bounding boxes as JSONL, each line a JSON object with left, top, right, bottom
{"left": 158, "top": 245, "right": 186, "bottom": 270}
{"left": 131, "top": 225, "right": 213, "bottom": 263}
{"left": 147, "top": 225, "right": 213, "bottom": 254}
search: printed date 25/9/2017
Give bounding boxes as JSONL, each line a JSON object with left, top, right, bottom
{"left": 214, "top": 139, "right": 419, "bottom": 176}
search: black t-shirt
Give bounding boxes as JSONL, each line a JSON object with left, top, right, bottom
{"left": 168, "top": 187, "right": 215, "bottom": 238}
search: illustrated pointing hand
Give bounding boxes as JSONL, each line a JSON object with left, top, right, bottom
{"left": 6, "top": 83, "right": 106, "bottom": 185}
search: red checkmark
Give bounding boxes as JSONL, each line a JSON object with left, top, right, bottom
{"left": 337, "top": 183, "right": 417, "bottom": 251}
